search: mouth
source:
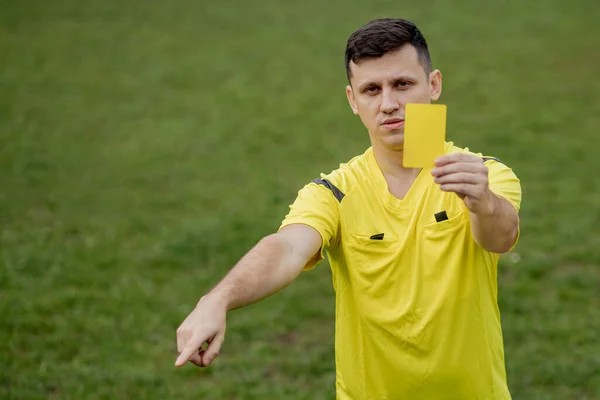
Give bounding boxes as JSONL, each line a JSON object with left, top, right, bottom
{"left": 381, "top": 118, "right": 405, "bottom": 130}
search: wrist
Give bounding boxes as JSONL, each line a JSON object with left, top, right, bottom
{"left": 198, "top": 292, "right": 230, "bottom": 311}
{"left": 475, "top": 190, "right": 497, "bottom": 217}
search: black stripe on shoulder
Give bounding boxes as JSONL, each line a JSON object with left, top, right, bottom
{"left": 482, "top": 157, "right": 502, "bottom": 163}
{"left": 312, "top": 178, "right": 345, "bottom": 202}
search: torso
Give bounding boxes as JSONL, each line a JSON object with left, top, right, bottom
{"left": 325, "top": 146, "right": 510, "bottom": 399}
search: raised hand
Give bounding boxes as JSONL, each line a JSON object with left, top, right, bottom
{"left": 431, "top": 153, "right": 494, "bottom": 216}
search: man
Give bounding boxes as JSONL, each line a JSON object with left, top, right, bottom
{"left": 175, "top": 18, "right": 521, "bottom": 399}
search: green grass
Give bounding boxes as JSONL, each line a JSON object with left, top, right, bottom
{"left": 1, "top": 0, "right": 599, "bottom": 398}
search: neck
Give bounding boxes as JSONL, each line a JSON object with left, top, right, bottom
{"left": 372, "top": 143, "right": 420, "bottom": 179}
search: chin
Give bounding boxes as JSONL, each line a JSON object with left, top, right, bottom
{"left": 382, "top": 132, "right": 404, "bottom": 150}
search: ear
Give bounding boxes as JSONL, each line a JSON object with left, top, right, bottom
{"left": 346, "top": 84, "right": 359, "bottom": 115}
{"left": 429, "top": 69, "right": 443, "bottom": 102}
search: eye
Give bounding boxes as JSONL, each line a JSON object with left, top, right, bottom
{"left": 396, "top": 80, "right": 411, "bottom": 88}
{"left": 363, "top": 86, "right": 380, "bottom": 95}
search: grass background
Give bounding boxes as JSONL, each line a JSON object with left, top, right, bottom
{"left": 1, "top": 0, "right": 599, "bottom": 398}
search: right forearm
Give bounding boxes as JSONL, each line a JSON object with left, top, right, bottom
{"left": 175, "top": 224, "right": 321, "bottom": 368}
{"left": 203, "top": 234, "right": 302, "bottom": 311}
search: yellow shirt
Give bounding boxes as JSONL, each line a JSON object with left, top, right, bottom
{"left": 279, "top": 142, "right": 522, "bottom": 400}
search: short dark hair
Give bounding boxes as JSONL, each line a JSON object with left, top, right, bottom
{"left": 344, "top": 18, "right": 432, "bottom": 82}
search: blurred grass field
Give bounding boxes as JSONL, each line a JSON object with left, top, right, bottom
{"left": 1, "top": 0, "right": 599, "bottom": 399}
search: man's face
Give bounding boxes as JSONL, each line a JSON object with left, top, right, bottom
{"left": 346, "top": 45, "right": 442, "bottom": 151}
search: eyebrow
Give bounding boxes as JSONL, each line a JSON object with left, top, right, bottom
{"left": 357, "top": 75, "right": 418, "bottom": 92}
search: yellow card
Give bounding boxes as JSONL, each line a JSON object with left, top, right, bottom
{"left": 403, "top": 103, "right": 447, "bottom": 168}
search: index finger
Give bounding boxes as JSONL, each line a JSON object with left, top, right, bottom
{"left": 175, "top": 335, "right": 205, "bottom": 367}
{"left": 435, "top": 153, "right": 481, "bottom": 167}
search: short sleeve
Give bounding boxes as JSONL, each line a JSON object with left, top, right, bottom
{"left": 485, "top": 158, "right": 522, "bottom": 212}
{"left": 278, "top": 180, "right": 341, "bottom": 270}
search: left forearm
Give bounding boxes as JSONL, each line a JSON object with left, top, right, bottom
{"left": 470, "top": 193, "right": 519, "bottom": 253}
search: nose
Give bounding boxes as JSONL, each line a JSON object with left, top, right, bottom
{"left": 380, "top": 88, "right": 400, "bottom": 114}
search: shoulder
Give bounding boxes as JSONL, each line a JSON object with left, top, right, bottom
{"left": 308, "top": 148, "right": 373, "bottom": 202}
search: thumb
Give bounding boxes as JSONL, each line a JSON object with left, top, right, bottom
{"left": 175, "top": 334, "right": 205, "bottom": 367}
{"left": 201, "top": 331, "right": 225, "bottom": 366}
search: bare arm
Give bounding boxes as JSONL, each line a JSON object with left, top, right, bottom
{"left": 175, "top": 224, "right": 322, "bottom": 367}
{"left": 207, "top": 223, "right": 323, "bottom": 311}
{"left": 469, "top": 192, "right": 519, "bottom": 253}
{"left": 432, "top": 153, "right": 519, "bottom": 253}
